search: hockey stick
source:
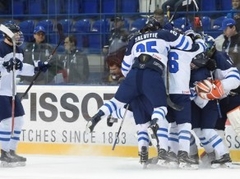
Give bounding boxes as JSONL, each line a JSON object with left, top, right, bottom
{"left": 148, "top": 0, "right": 152, "bottom": 15}
{"left": 210, "top": 71, "right": 222, "bottom": 118}
{"left": 167, "top": 5, "right": 171, "bottom": 20}
{"left": 20, "top": 23, "right": 64, "bottom": 100}
{"left": 169, "top": 0, "right": 193, "bottom": 22}
{"left": 112, "top": 104, "right": 129, "bottom": 150}
{"left": 0, "top": 24, "right": 16, "bottom": 135}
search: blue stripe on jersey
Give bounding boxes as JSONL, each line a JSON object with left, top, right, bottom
{"left": 122, "top": 60, "right": 131, "bottom": 68}
{"left": 182, "top": 41, "right": 190, "bottom": 50}
{"left": 121, "top": 67, "right": 128, "bottom": 72}
{"left": 198, "top": 41, "right": 206, "bottom": 50}
{"left": 175, "top": 36, "right": 186, "bottom": 49}
{"left": 226, "top": 74, "right": 240, "bottom": 80}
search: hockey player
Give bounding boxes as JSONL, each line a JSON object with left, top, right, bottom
{"left": 191, "top": 34, "right": 240, "bottom": 168}
{"left": 166, "top": 30, "right": 207, "bottom": 169}
{"left": 86, "top": 16, "right": 195, "bottom": 165}
{"left": 0, "top": 23, "right": 50, "bottom": 167}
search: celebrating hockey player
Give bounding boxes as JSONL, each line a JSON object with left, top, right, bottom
{"left": 86, "top": 16, "right": 195, "bottom": 166}
{"left": 190, "top": 34, "right": 240, "bottom": 168}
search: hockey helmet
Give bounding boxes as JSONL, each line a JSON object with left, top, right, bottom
{"left": 3, "top": 23, "right": 24, "bottom": 46}
{"left": 191, "top": 52, "right": 210, "bottom": 70}
{"left": 141, "top": 16, "right": 162, "bottom": 33}
{"left": 203, "top": 34, "right": 216, "bottom": 58}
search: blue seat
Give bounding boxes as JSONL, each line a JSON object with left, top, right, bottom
{"left": 47, "top": 0, "right": 63, "bottom": 14}
{"left": 221, "top": 0, "right": 232, "bottom": 11}
{"left": 3, "top": 20, "right": 17, "bottom": 25}
{"left": 58, "top": 19, "right": 72, "bottom": 33}
{"left": 102, "top": 0, "right": 117, "bottom": 13}
{"left": 89, "top": 19, "right": 109, "bottom": 53}
{"left": 36, "top": 19, "right": 54, "bottom": 33}
{"left": 18, "top": 20, "right": 35, "bottom": 42}
{"left": 49, "top": 32, "right": 59, "bottom": 45}
{"left": 92, "top": 19, "right": 110, "bottom": 33}
{"left": 28, "top": 0, "right": 45, "bottom": 14}
{"left": 88, "top": 32, "right": 106, "bottom": 54}
{"left": 201, "top": 0, "right": 216, "bottom": 11}
{"left": 73, "top": 19, "right": 91, "bottom": 32}
{"left": 73, "top": 19, "right": 91, "bottom": 49}
{"left": 173, "top": 17, "right": 192, "bottom": 31}
{"left": 204, "top": 30, "right": 222, "bottom": 39}
{"left": 212, "top": 16, "right": 227, "bottom": 30}
{"left": 82, "top": 0, "right": 99, "bottom": 14}
{"left": 65, "top": 0, "right": 80, "bottom": 14}
{"left": 131, "top": 17, "right": 147, "bottom": 30}
{"left": 121, "top": 0, "right": 139, "bottom": 13}
{"left": 12, "top": 0, "right": 25, "bottom": 15}
{"left": 201, "top": 16, "right": 212, "bottom": 31}
{"left": 69, "top": 32, "right": 90, "bottom": 50}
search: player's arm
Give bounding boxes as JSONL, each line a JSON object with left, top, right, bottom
{"left": 121, "top": 38, "right": 135, "bottom": 77}
{"left": 215, "top": 53, "right": 240, "bottom": 93}
{"left": 159, "top": 29, "right": 193, "bottom": 51}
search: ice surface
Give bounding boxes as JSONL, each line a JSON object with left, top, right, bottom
{"left": 0, "top": 155, "right": 239, "bottom": 179}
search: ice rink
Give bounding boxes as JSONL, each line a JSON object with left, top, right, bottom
{"left": 0, "top": 155, "right": 239, "bottom": 179}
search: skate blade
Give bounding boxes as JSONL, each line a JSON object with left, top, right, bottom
{"left": 147, "top": 157, "right": 158, "bottom": 165}
{"left": 0, "top": 161, "right": 17, "bottom": 168}
{"left": 142, "top": 163, "right": 148, "bottom": 169}
{"left": 17, "top": 162, "right": 26, "bottom": 167}
{"left": 157, "top": 159, "right": 171, "bottom": 168}
{"left": 179, "top": 162, "right": 199, "bottom": 170}
{"left": 168, "top": 161, "right": 179, "bottom": 168}
{"left": 211, "top": 162, "right": 233, "bottom": 169}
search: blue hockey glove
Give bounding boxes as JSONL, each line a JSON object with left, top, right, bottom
{"left": 2, "top": 58, "right": 23, "bottom": 72}
{"left": 35, "top": 61, "right": 50, "bottom": 72}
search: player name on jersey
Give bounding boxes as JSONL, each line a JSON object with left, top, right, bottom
{"left": 135, "top": 32, "right": 158, "bottom": 42}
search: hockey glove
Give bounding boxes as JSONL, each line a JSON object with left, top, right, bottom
{"left": 35, "top": 61, "right": 50, "bottom": 72}
{"left": 195, "top": 79, "right": 224, "bottom": 100}
{"left": 205, "top": 58, "right": 217, "bottom": 71}
{"left": 2, "top": 58, "right": 23, "bottom": 72}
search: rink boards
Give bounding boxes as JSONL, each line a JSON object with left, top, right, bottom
{"left": 16, "top": 85, "right": 240, "bottom": 161}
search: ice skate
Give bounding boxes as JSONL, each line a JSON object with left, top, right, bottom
{"left": 146, "top": 156, "right": 158, "bottom": 165}
{"left": 167, "top": 151, "right": 179, "bottom": 168}
{"left": 86, "top": 110, "right": 104, "bottom": 133}
{"left": 139, "top": 146, "right": 148, "bottom": 169}
{"left": 201, "top": 151, "right": 215, "bottom": 167}
{"left": 157, "top": 149, "right": 178, "bottom": 167}
{"left": 0, "top": 149, "right": 17, "bottom": 167}
{"left": 190, "top": 154, "right": 199, "bottom": 164}
{"left": 178, "top": 150, "right": 199, "bottom": 169}
{"left": 211, "top": 153, "right": 232, "bottom": 168}
{"left": 10, "top": 150, "right": 26, "bottom": 166}
{"left": 106, "top": 115, "right": 118, "bottom": 127}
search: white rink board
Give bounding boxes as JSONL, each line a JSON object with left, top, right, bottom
{"left": 16, "top": 85, "right": 240, "bottom": 158}
{"left": 17, "top": 85, "right": 137, "bottom": 145}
